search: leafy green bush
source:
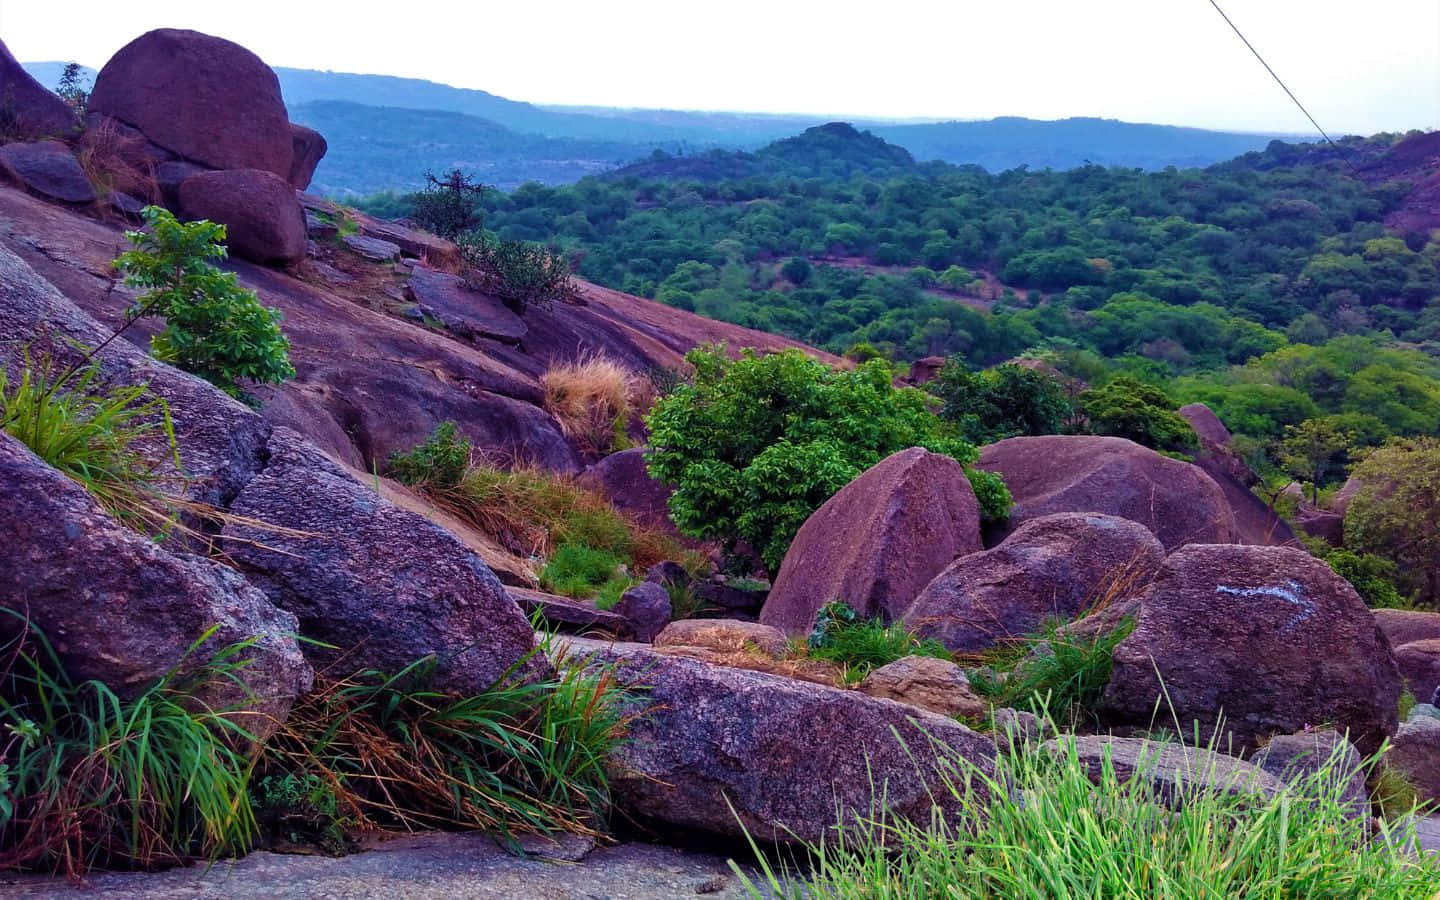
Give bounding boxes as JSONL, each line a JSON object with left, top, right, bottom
{"left": 459, "top": 233, "right": 578, "bottom": 314}
{"left": 0, "top": 354, "right": 180, "bottom": 534}
{"left": 1078, "top": 375, "right": 1198, "bottom": 453}
{"left": 739, "top": 716, "right": 1440, "bottom": 897}
{"left": 933, "top": 360, "right": 1073, "bottom": 442}
{"left": 114, "top": 206, "right": 294, "bottom": 401}
{"left": 646, "top": 346, "right": 1009, "bottom": 572}
{"left": 408, "top": 169, "right": 486, "bottom": 240}
{"left": 969, "top": 620, "right": 1133, "bottom": 726}
{"left": 0, "top": 611, "right": 262, "bottom": 876}
{"left": 806, "top": 602, "right": 951, "bottom": 683}
{"left": 1321, "top": 547, "right": 1408, "bottom": 608}
{"left": 1344, "top": 438, "right": 1440, "bottom": 605}
{"left": 386, "top": 420, "right": 471, "bottom": 489}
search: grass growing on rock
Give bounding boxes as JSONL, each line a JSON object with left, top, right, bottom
{"left": 967, "top": 620, "right": 1135, "bottom": 727}
{"left": 801, "top": 603, "right": 951, "bottom": 683}
{"left": 738, "top": 715, "right": 1440, "bottom": 897}
{"left": 541, "top": 355, "right": 653, "bottom": 456}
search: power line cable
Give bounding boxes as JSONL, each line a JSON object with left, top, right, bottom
{"left": 1204, "top": 0, "right": 1362, "bottom": 175}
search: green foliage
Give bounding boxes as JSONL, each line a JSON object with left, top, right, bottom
{"left": 933, "top": 361, "right": 1072, "bottom": 442}
{"left": 53, "top": 62, "right": 89, "bottom": 121}
{"left": 386, "top": 420, "right": 471, "bottom": 489}
{"left": 0, "top": 354, "right": 180, "bottom": 534}
{"left": 645, "top": 346, "right": 1008, "bottom": 571}
{"left": 114, "top": 206, "right": 294, "bottom": 401}
{"left": 249, "top": 772, "right": 350, "bottom": 855}
{"left": 1321, "top": 547, "right": 1409, "bottom": 608}
{"left": 409, "top": 169, "right": 487, "bottom": 239}
{"left": 739, "top": 716, "right": 1440, "bottom": 897}
{"left": 541, "top": 543, "right": 627, "bottom": 601}
{"left": 1277, "top": 417, "right": 1353, "bottom": 503}
{"left": 0, "top": 612, "right": 262, "bottom": 876}
{"left": 459, "top": 232, "right": 578, "bottom": 314}
{"left": 969, "top": 620, "right": 1134, "bottom": 726}
{"left": 1345, "top": 438, "right": 1440, "bottom": 604}
{"left": 1078, "top": 376, "right": 1198, "bottom": 453}
{"left": 806, "top": 602, "right": 951, "bottom": 683}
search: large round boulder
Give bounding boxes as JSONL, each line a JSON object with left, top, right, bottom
{"left": 89, "top": 29, "right": 294, "bottom": 177}
{"left": 760, "top": 448, "right": 983, "bottom": 635}
{"left": 902, "top": 512, "right": 1165, "bottom": 652}
{"left": 978, "top": 435, "right": 1237, "bottom": 550}
{"left": 1099, "top": 544, "right": 1402, "bottom": 754}
{"left": 0, "top": 38, "right": 76, "bottom": 138}
{"left": 178, "top": 168, "right": 307, "bottom": 265}
{"left": 1373, "top": 608, "right": 1440, "bottom": 649}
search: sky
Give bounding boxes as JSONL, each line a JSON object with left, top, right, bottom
{"left": 3, "top": 0, "right": 1438, "bottom": 134}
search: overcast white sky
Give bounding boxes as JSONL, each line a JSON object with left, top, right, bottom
{"left": 3, "top": 0, "right": 1437, "bottom": 134}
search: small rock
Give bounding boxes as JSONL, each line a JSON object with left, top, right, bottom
{"left": 1412, "top": 703, "right": 1440, "bottom": 722}
{"left": 858, "top": 655, "right": 988, "bottom": 718}
{"left": 1253, "top": 729, "right": 1368, "bottom": 817}
{"left": 405, "top": 266, "right": 528, "bottom": 343}
{"left": 992, "top": 708, "right": 1051, "bottom": 745}
{"left": 1374, "top": 609, "right": 1440, "bottom": 650}
{"left": 107, "top": 191, "right": 146, "bottom": 218}
{"left": 614, "top": 581, "right": 672, "bottom": 642}
{"left": 0, "top": 140, "right": 95, "bottom": 204}
{"left": 509, "top": 586, "right": 628, "bottom": 634}
{"left": 646, "top": 560, "right": 693, "bottom": 588}
{"left": 654, "top": 620, "right": 789, "bottom": 658}
{"left": 310, "top": 260, "right": 354, "bottom": 285}
{"left": 343, "top": 234, "right": 402, "bottom": 263}
{"left": 1387, "top": 717, "right": 1440, "bottom": 805}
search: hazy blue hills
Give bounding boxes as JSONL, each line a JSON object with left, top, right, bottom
{"left": 23, "top": 61, "right": 1302, "bottom": 196}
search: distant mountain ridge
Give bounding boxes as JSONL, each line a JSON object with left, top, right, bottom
{"left": 22, "top": 61, "right": 1303, "bottom": 195}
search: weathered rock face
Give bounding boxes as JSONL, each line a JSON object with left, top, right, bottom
{"left": 613, "top": 581, "right": 672, "bottom": 643}
{"left": 287, "top": 123, "right": 327, "bottom": 191}
{"left": 1100, "top": 544, "right": 1401, "bottom": 754}
{"left": 902, "top": 513, "right": 1165, "bottom": 653}
{"left": 221, "top": 427, "right": 540, "bottom": 692}
{"left": 856, "top": 656, "right": 987, "bottom": 719}
{"left": 0, "top": 140, "right": 94, "bottom": 204}
{"left": 508, "top": 586, "right": 628, "bottom": 634}
{"left": 1252, "top": 729, "right": 1369, "bottom": 817}
{"left": 1394, "top": 639, "right": 1440, "bottom": 705}
{"left": 0, "top": 39, "right": 76, "bottom": 139}
{"left": 1047, "top": 735, "right": 1287, "bottom": 807}
{"left": 578, "top": 448, "right": 677, "bottom": 534}
{"left": 405, "top": 266, "right": 528, "bottom": 344}
{"left": 89, "top": 28, "right": 293, "bottom": 177}
{"left": 571, "top": 640, "right": 995, "bottom": 844}
{"left": 653, "top": 620, "right": 789, "bottom": 658}
{"left": 1177, "top": 403, "right": 1231, "bottom": 446}
{"left": 977, "top": 435, "right": 1237, "bottom": 551}
{"left": 178, "top": 169, "right": 307, "bottom": 265}
{"left": 1373, "top": 608, "right": 1440, "bottom": 650}
{"left": 1389, "top": 716, "right": 1440, "bottom": 804}
{"left": 0, "top": 432, "right": 310, "bottom": 741}
{"left": 761, "top": 448, "right": 983, "bottom": 635}
{"left": 1179, "top": 403, "right": 1296, "bottom": 547}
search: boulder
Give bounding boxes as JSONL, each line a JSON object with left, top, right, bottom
{"left": 567, "top": 639, "right": 996, "bottom": 844}
{"left": 178, "top": 169, "right": 306, "bottom": 265}
{"left": 1179, "top": 404, "right": 1296, "bottom": 547}
{"left": 856, "top": 656, "right": 987, "bottom": 719}
{"left": 1373, "top": 609, "right": 1440, "bottom": 649}
{"left": 1394, "top": 639, "right": 1440, "bottom": 704}
{"left": 1177, "top": 402, "right": 1231, "bottom": 446}
{"left": 0, "top": 140, "right": 95, "bottom": 204}
{"left": 1252, "top": 729, "right": 1369, "bottom": 816}
{"left": 1099, "top": 544, "right": 1402, "bottom": 754}
{"left": 0, "top": 38, "right": 76, "bottom": 138}
{"left": 653, "top": 620, "right": 789, "bottom": 658}
{"left": 612, "top": 581, "right": 672, "bottom": 643}
{"left": 578, "top": 448, "right": 677, "bottom": 534}
{"left": 508, "top": 586, "right": 628, "bottom": 634}
{"left": 902, "top": 513, "right": 1165, "bottom": 653}
{"left": 156, "top": 159, "right": 208, "bottom": 205}
{"left": 1295, "top": 504, "right": 1344, "bottom": 545}
{"left": 761, "top": 448, "right": 983, "bottom": 635}
{"left": 977, "top": 435, "right": 1237, "bottom": 551}
{"left": 89, "top": 28, "right": 293, "bottom": 177}
{"left": 287, "top": 123, "right": 327, "bottom": 191}
{"left": 0, "top": 432, "right": 310, "bottom": 741}
{"left": 1047, "top": 735, "right": 1287, "bottom": 807}
{"left": 405, "top": 266, "right": 528, "bottom": 344}
{"left": 1387, "top": 716, "right": 1440, "bottom": 805}
{"left": 905, "top": 355, "right": 945, "bottom": 385}
{"left": 221, "top": 427, "right": 541, "bottom": 692}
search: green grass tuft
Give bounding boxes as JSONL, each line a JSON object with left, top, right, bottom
{"left": 541, "top": 543, "right": 627, "bottom": 600}
{"left": 806, "top": 603, "right": 951, "bottom": 683}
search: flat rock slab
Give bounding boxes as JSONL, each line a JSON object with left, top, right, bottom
{"left": 511, "top": 586, "right": 629, "bottom": 633}
{"left": 407, "top": 266, "right": 528, "bottom": 344}
{"left": 1, "top": 832, "right": 761, "bottom": 899}
{"left": 343, "top": 233, "right": 402, "bottom": 262}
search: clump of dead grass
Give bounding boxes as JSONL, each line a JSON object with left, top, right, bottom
{"left": 541, "top": 355, "right": 655, "bottom": 456}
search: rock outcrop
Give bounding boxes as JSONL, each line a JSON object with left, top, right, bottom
{"left": 0, "top": 432, "right": 310, "bottom": 741}
{"left": 902, "top": 512, "right": 1165, "bottom": 652}
{"left": 761, "top": 448, "right": 983, "bottom": 634}
{"left": 0, "top": 38, "right": 76, "bottom": 139}
{"left": 178, "top": 169, "right": 307, "bottom": 265}
{"left": 977, "top": 435, "right": 1237, "bottom": 550}
{"left": 1394, "top": 639, "right": 1440, "bottom": 706}
{"left": 1099, "top": 544, "right": 1401, "bottom": 754}
{"left": 287, "top": 124, "right": 327, "bottom": 191}
{"left": 0, "top": 140, "right": 94, "bottom": 204}
{"left": 1373, "top": 608, "right": 1440, "bottom": 649}
{"left": 653, "top": 620, "right": 789, "bottom": 658}
{"left": 1178, "top": 403, "right": 1296, "bottom": 547}
{"left": 856, "top": 656, "right": 987, "bottom": 718}
{"left": 89, "top": 29, "right": 294, "bottom": 178}
{"left": 578, "top": 448, "right": 677, "bottom": 534}
{"left": 1048, "top": 735, "right": 1287, "bottom": 806}
{"left": 569, "top": 640, "right": 995, "bottom": 843}
{"left": 1388, "top": 716, "right": 1440, "bottom": 804}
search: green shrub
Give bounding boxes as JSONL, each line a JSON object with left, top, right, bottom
{"left": 646, "top": 346, "right": 1009, "bottom": 572}
{"left": 541, "top": 543, "right": 627, "bottom": 600}
{"left": 739, "top": 716, "right": 1440, "bottom": 897}
{"left": 249, "top": 772, "right": 351, "bottom": 855}
{"left": 1322, "top": 547, "right": 1409, "bottom": 608}
{"left": 1078, "top": 375, "right": 1198, "bottom": 453}
{"left": 386, "top": 420, "right": 471, "bottom": 489}
{"left": 459, "top": 233, "right": 578, "bottom": 314}
{"left": 933, "top": 360, "right": 1073, "bottom": 443}
{"left": 969, "top": 620, "right": 1133, "bottom": 726}
{"left": 408, "top": 169, "right": 486, "bottom": 240}
{"left": 806, "top": 602, "right": 951, "bottom": 683}
{"left": 0, "top": 611, "right": 262, "bottom": 876}
{"left": 0, "top": 354, "right": 180, "bottom": 534}
{"left": 114, "top": 206, "right": 294, "bottom": 401}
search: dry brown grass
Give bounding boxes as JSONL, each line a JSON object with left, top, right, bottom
{"left": 73, "top": 117, "right": 162, "bottom": 212}
{"left": 541, "top": 355, "right": 653, "bottom": 456}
